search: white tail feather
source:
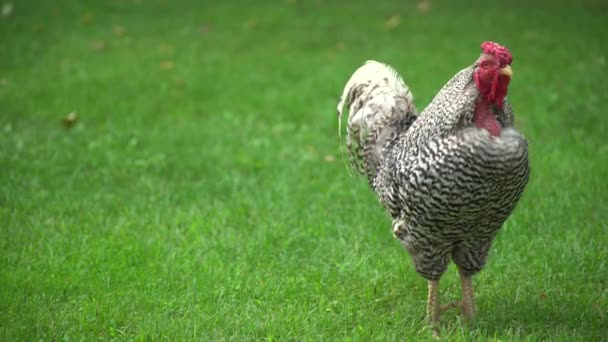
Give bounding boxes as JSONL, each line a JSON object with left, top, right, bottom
{"left": 337, "top": 60, "right": 417, "bottom": 177}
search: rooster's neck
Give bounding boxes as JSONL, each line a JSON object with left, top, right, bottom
{"left": 473, "top": 99, "right": 501, "bottom": 137}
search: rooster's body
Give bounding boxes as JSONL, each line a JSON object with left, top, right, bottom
{"left": 337, "top": 43, "right": 529, "bottom": 327}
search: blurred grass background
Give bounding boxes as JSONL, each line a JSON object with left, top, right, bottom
{"left": 1, "top": 0, "right": 607, "bottom": 340}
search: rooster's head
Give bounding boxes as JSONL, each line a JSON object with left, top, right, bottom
{"left": 473, "top": 41, "right": 513, "bottom": 108}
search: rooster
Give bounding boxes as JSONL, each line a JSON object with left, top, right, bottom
{"left": 337, "top": 42, "right": 530, "bottom": 327}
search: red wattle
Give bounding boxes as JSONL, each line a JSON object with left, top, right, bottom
{"left": 473, "top": 101, "right": 501, "bottom": 137}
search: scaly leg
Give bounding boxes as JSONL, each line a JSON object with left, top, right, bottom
{"left": 437, "top": 270, "right": 475, "bottom": 320}
{"left": 459, "top": 269, "right": 475, "bottom": 320}
{"left": 427, "top": 279, "right": 440, "bottom": 328}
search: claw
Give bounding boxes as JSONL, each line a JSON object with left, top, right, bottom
{"left": 440, "top": 301, "right": 462, "bottom": 311}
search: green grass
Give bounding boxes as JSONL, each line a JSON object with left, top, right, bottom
{"left": 1, "top": 0, "right": 607, "bottom": 340}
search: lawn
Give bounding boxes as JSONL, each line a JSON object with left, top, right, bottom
{"left": 1, "top": 0, "right": 607, "bottom": 340}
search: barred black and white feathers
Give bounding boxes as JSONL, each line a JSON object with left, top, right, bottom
{"left": 384, "top": 126, "right": 529, "bottom": 279}
{"left": 337, "top": 60, "right": 417, "bottom": 180}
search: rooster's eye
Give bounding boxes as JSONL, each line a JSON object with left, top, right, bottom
{"left": 481, "top": 61, "right": 489, "bottom": 69}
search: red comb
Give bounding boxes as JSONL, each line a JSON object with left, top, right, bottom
{"left": 481, "top": 41, "right": 512, "bottom": 65}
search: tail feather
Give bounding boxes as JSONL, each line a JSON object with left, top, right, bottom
{"left": 337, "top": 60, "right": 418, "bottom": 179}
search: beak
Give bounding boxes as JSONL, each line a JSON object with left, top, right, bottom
{"left": 499, "top": 65, "right": 513, "bottom": 78}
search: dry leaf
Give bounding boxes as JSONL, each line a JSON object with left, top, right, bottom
{"left": 90, "top": 40, "right": 107, "bottom": 52}
{"left": 324, "top": 155, "right": 336, "bottom": 163}
{"left": 113, "top": 25, "right": 126, "bottom": 36}
{"left": 286, "top": 0, "right": 296, "bottom": 4}
{"left": 158, "top": 43, "right": 173, "bottom": 54}
{"left": 278, "top": 41, "right": 289, "bottom": 52}
{"left": 593, "top": 303, "right": 605, "bottom": 320}
{"left": 539, "top": 292, "right": 547, "bottom": 300}
{"left": 80, "top": 12, "right": 94, "bottom": 25}
{"left": 62, "top": 112, "right": 78, "bottom": 128}
{"left": 328, "top": 42, "right": 346, "bottom": 57}
{"left": 523, "top": 30, "right": 539, "bottom": 41}
{"left": 1, "top": 2, "right": 13, "bottom": 17}
{"left": 0, "top": 78, "right": 8, "bottom": 87}
{"left": 417, "top": 1, "right": 431, "bottom": 14}
{"left": 60, "top": 58, "right": 72, "bottom": 69}
{"left": 160, "top": 60, "right": 175, "bottom": 70}
{"left": 199, "top": 24, "right": 213, "bottom": 34}
{"left": 384, "top": 16, "right": 401, "bottom": 31}
{"left": 244, "top": 19, "right": 257, "bottom": 30}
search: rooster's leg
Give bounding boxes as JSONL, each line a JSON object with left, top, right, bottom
{"left": 458, "top": 269, "right": 475, "bottom": 320}
{"left": 436, "top": 270, "right": 475, "bottom": 320}
{"left": 427, "top": 279, "right": 440, "bottom": 327}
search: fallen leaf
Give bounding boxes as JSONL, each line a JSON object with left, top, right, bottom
{"left": 593, "top": 303, "right": 605, "bottom": 320}
{"left": 594, "top": 55, "right": 605, "bottom": 66}
{"left": 417, "top": 1, "right": 431, "bottom": 14}
{"left": 278, "top": 41, "right": 289, "bottom": 52}
{"left": 1, "top": 2, "right": 13, "bottom": 17}
{"left": 174, "top": 78, "right": 185, "bottom": 88}
{"left": 32, "top": 24, "right": 44, "bottom": 32}
{"left": 199, "top": 24, "right": 213, "bottom": 34}
{"left": 113, "top": 25, "right": 126, "bottom": 36}
{"left": 80, "top": 12, "right": 94, "bottom": 25}
{"left": 539, "top": 292, "right": 547, "bottom": 300}
{"left": 324, "top": 155, "right": 336, "bottom": 163}
{"left": 60, "top": 58, "right": 72, "bottom": 69}
{"left": 327, "top": 42, "right": 346, "bottom": 57}
{"left": 0, "top": 78, "right": 8, "bottom": 87}
{"left": 523, "top": 30, "right": 539, "bottom": 41}
{"left": 160, "top": 60, "right": 175, "bottom": 70}
{"left": 158, "top": 43, "right": 173, "bottom": 54}
{"left": 244, "top": 19, "right": 257, "bottom": 30}
{"left": 62, "top": 112, "right": 78, "bottom": 128}
{"left": 384, "top": 15, "right": 401, "bottom": 31}
{"left": 286, "top": 0, "right": 296, "bottom": 4}
{"left": 90, "top": 40, "right": 107, "bottom": 52}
